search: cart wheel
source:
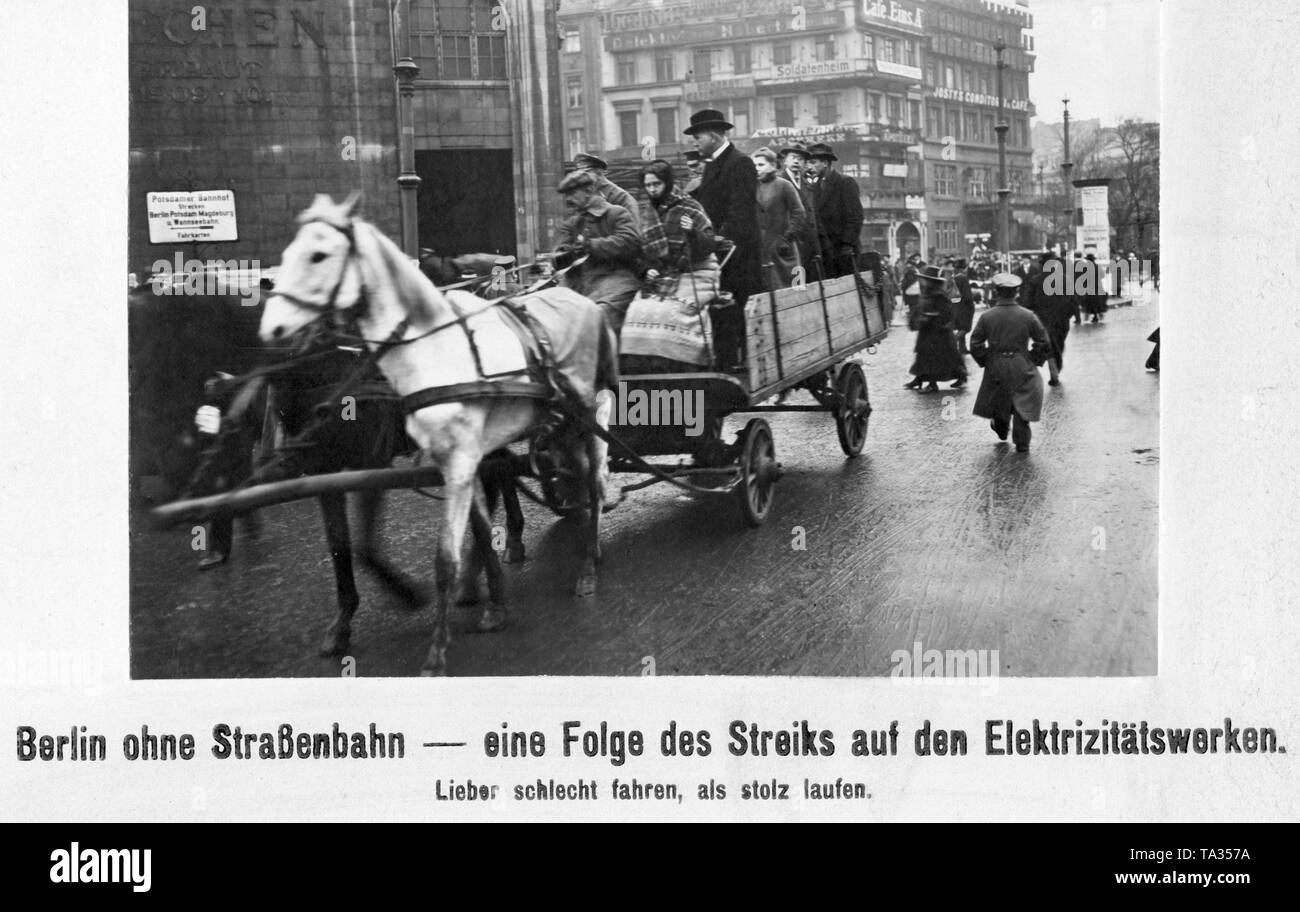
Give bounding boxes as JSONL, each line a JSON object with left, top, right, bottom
{"left": 835, "top": 361, "right": 871, "bottom": 457}
{"left": 737, "top": 418, "right": 778, "bottom": 527}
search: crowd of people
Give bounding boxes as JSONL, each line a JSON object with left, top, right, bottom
{"left": 550, "top": 109, "right": 875, "bottom": 373}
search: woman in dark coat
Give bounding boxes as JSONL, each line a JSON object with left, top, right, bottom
{"left": 970, "top": 273, "right": 1052, "bottom": 452}
{"left": 751, "top": 146, "right": 807, "bottom": 289}
{"left": 906, "top": 265, "right": 968, "bottom": 392}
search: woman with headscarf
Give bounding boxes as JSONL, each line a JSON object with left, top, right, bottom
{"left": 620, "top": 159, "right": 723, "bottom": 372}
{"left": 751, "top": 146, "right": 807, "bottom": 290}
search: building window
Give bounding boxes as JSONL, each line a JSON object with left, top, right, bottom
{"left": 692, "top": 48, "right": 714, "bottom": 82}
{"left": 815, "top": 34, "right": 836, "bottom": 61}
{"left": 1010, "top": 169, "right": 1023, "bottom": 196}
{"left": 774, "top": 96, "right": 795, "bottom": 128}
{"left": 982, "top": 114, "right": 994, "bottom": 144}
{"left": 411, "top": 0, "right": 507, "bottom": 81}
{"left": 562, "top": 30, "right": 580, "bottom": 54}
{"left": 944, "top": 64, "right": 956, "bottom": 88}
{"left": 733, "top": 44, "right": 752, "bottom": 75}
{"left": 655, "top": 51, "right": 675, "bottom": 83}
{"left": 887, "top": 95, "right": 902, "bottom": 124}
{"left": 979, "top": 70, "right": 991, "bottom": 95}
{"left": 946, "top": 110, "right": 960, "bottom": 140}
{"left": 909, "top": 100, "right": 921, "bottom": 130}
{"left": 862, "top": 34, "right": 874, "bottom": 59}
{"left": 656, "top": 107, "right": 677, "bottom": 143}
{"left": 880, "top": 37, "right": 897, "bottom": 63}
{"left": 568, "top": 127, "right": 585, "bottom": 160}
{"left": 926, "top": 104, "right": 941, "bottom": 138}
{"left": 618, "top": 110, "right": 639, "bottom": 148}
{"left": 616, "top": 54, "right": 636, "bottom": 85}
{"left": 964, "top": 111, "right": 978, "bottom": 141}
{"left": 816, "top": 92, "right": 839, "bottom": 125}
{"left": 967, "top": 168, "right": 987, "bottom": 198}
{"left": 566, "top": 77, "right": 582, "bottom": 109}
{"left": 961, "top": 67, "right": 972, "bottom": 91}
{"left": 903, "top": 39, "right": 917, "bottom": 66}
{"left": 732, "top": 101, "right": 751, "bottom": 136}
{"left": 772, "top": 40, "right": 792, "bottom": 66}
{"left": 925, "top": 60, "right": 936, "bottom": 86}
{"left": 934, "top": 164, "right": 956, "bottom": 197}
{"left": 867, "top": 92, "right": 881, "bottom": 120}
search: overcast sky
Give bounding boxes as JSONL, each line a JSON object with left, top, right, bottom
{"left": 1027, "top": 0, "right": 1160, "bottom": 127}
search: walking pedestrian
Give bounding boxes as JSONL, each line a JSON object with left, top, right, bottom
{"left": 951, "top": 257, "right": 976, "bottom": 353}
{"left": 1084, "top": 253, "right": 1108, "bottom": 322}
{"left": 752, "top": 146, "right": 807, "bottom": 290}
{"left": 1022, "top": 252, "right": 1077, "bottom": 386}
{"left": 905, "top": 265, "right": 968, "bottom": 392}
{"left": 553, "top": 169, "right": 642, "bottom": 337}
{"left": 806, "top": 142, "right": 863, "bottom": 279}
{"left": 685, "top": 108, "right": 764, "bottom": 371}
{"left": 970, "top": 273, "right": 1052, "bottom": 453}
{"left": 902, "top": 253, "right": 923, "bottom": 329}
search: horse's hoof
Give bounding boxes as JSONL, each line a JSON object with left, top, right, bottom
{"left": 420, "top": 650, "right": 448, "bottom": 676}
{"left": 574, "top": 574, "right": 597, "bottom": 598}
{"left": 503, "top": 543, "right": 526, "bottom": 564}
{"left": 419, "top": 666, "right": 446, "bottom": 677}
{"left": 477, "top": 608, "right": 507, "bottom": 633}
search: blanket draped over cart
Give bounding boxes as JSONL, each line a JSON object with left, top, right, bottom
{"left": 619, "top": 262, "right": 719, "bottom": 368}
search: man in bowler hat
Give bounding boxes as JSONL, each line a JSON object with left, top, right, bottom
{"left": 806, "top": 142, "right": 863, "bottom": 278}
{"left": 684, "top": 108, "right": 763, "bottom": 371}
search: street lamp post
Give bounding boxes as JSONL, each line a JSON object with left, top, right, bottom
{"left": 1060, "top": 96, "right": 1073, "bottom": 257}
{"left": 392, "top": 0, "right": 421, "bottom": 259}
{"left": 994, "top": 37, "right": 1011, "bottom": 270}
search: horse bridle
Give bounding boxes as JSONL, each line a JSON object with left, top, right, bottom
{"left": 268, "top": 217, "right": 367, "bottom": 320}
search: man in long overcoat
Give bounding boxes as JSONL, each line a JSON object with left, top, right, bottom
{"left": 778, "top": 142, "right": 821, "bottom": 274}
{"left": 807, "top": 142, "right": 864, "bottom": 278}
{"left": 970, "top": 273, "right": 1052, "bottom": 453}
{"left": 573, "top": 152, "right": 640, "bottom": 230}
{"left": 951, "top": 257, "right": 976, "bottom": 353}
{"left": 686, "top": 108, "right": 764, "bottom": 371}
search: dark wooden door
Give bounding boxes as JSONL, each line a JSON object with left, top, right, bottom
{"left": 416, "top": 149, "right": 516, "bottom": 258}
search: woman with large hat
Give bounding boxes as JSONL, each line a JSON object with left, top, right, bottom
{"left": 905, "top": 265, "right": 968, "bottom": 392}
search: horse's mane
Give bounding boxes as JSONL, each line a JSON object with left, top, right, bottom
{"left": 353, "top": 219, "right": 444, "bottom": 325}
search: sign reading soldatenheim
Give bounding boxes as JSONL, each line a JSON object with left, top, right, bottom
{"left": 146, "top": 190, "right": 238, "bottom": 243}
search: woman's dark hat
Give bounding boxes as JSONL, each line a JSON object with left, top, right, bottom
{"left": 683, "top": 109, "right": 733, "bottom": 135}
{"left": 917, "top": 265, "right": 946, "bottom": 282}
{"left": 806, "top": 142, "right": 838, "bottom": 161}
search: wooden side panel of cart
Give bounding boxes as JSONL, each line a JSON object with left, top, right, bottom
{"left": 744, "top": 274, "right": 888, "bottom": 399}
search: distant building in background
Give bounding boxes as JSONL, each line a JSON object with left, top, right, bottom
{"left": 557, "top": 0, "right": 1038, "bottom": 263}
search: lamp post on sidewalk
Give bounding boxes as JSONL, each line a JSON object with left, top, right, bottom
{"left": 1060, "top": 96, "right": 1073, "bottom": 257}
{"left": 392, "top": 0, "right": 421, "bottom": 259}
{"left": 994, "top": 37, "right": 1011, "bottom": 271}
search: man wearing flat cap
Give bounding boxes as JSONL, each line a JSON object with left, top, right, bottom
{"left": 807, "top": 142, "right": 863, "bottom": 278}
{"left": 778, "top": 142, "right": 821, "bottom": 273}
{"left": 684, "top": 108, "right": 763, "bottom": 371}
{"left": 969, "top": 272, "right": 1052, "bottom": 453}
{"left": 573, "top": 152, "right": 640, "bottom": 230}
{"left": 553, "top": 169, "right": 642, "bottom": 336}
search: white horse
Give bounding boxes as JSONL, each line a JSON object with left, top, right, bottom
{"left": 259, "top": 194, "right": 617, "bottom": 675}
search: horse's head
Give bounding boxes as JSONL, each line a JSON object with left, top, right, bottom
{"left": 260, "top": 193, "right": 365, "bottom": 343}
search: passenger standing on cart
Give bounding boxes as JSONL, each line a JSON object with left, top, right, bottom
{"left": 778, "top": 142, "right": 821, "bottom": 273}
{"left": 751, "top": 146, "right": 807, "bottom": 290}
{"left": 620, "top": 159, "right": 722, "bottom": 373}
{"left": 685, "top": 108, "right": 764, "bottom": 373}
{"left": 905, "top": 265, "right": 968, "bottom": 392}
{"left": 806, "top": 142, "right": 863, "bottom": 279}
{"left": 553, "top": 169, "right": 642, "bottom": 337}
